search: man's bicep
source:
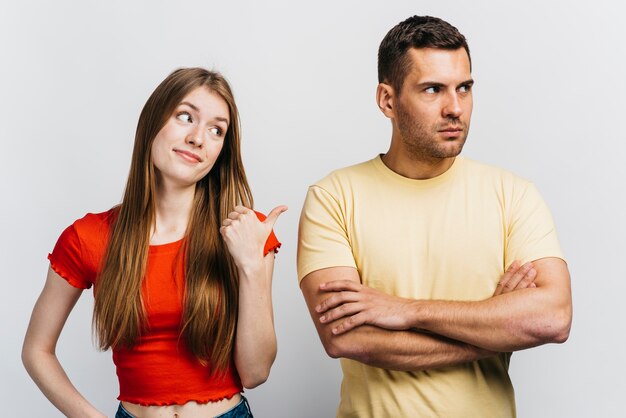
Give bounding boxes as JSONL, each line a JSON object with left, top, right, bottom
{"left": 531, "top": 257, "right": 572, "bottom": 343}
{"left": 532, "top": 257, "right": 572, "bottom": 309}
{"left": 300, "top": 267, "right": 360, "bottom": 357}
{"left": 532, "top": 257, "right": 570, "bottom": 289}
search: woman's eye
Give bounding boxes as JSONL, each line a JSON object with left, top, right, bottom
{"left": 209, "top": 127, "right": 224, "bottom": 136}
{"left": 176, "top": 112, "right": 192, "bottom": 123}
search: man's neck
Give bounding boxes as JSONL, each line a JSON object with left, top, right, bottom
{"left": 381, "top": 147, "right": 456, "bottom": 180}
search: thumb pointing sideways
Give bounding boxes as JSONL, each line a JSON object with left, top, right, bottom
{"left": 263, "top": 205, "right": 288, "bottom": 229}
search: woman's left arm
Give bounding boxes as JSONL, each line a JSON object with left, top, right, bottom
{"left": 220, "top": 205, "right": 287, "bottom": 389}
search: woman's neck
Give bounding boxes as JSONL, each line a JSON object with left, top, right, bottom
{"left": 150, "top": 183, "right": 196, "bottom": 245}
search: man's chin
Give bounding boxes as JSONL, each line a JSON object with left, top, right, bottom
{"left": 438, "top": 141, "right": 466, "bottom": 158}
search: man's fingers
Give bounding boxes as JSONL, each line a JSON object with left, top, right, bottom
{"left": 495, "top": 261, "right": 529, "bottom": 295}
{"left": 495, "top": 261, "right": 536, "bottom": 295}
{"left": 263, "top": 205, "right": 288, "bottom": 228}
{"left": 506, "top": 260, "right": 520, "bottom": 273}
{"left": 319, "top": 302, "right": 363, "bottom": 323}
{"left": 332, "top": 313, "right": 366, "bottom": 335}
{"left": 320, "top": 280, "right": 361, "bottom": 292}
{"left": 315, "top": 290, "right": 360, "bottom": 313}
{"left": 513, "top": 267, "right": 537, "bottom": 290}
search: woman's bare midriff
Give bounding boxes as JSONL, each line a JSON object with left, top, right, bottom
{"left": 121, "top": 393, "right": 241, "bottom": 418}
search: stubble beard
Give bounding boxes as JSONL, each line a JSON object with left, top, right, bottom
{"left": 396, "top": 104, "right": 470, "bottom": 161}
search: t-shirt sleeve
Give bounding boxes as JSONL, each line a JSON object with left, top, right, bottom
{"left": 297, "top": 185, "right": 357, "bottom": 282}
{"left": 505, "top": 182, "right": 564, "bottom": 267}
{"left": 48, "top": 223, "right": 93, "bottom": 289}
{"left": 254, "top": 211, "right": 282, "bottom": 256}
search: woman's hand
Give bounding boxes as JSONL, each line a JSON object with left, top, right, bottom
{"left": 220, "top": 205, "right": 287, "bottom": 270}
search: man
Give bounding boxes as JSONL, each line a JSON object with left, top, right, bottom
{"left": 297, "top": 15, "right": 572, "bottom": 418}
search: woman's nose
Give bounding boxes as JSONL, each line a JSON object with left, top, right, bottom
{"left": 185, "top": 127, "right": 205, "bottom": 148}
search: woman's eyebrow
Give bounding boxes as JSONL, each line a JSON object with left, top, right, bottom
{"left": 179, "top": 101, "right": 229, "bottom": 124}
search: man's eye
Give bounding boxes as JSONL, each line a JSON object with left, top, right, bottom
{"left": 176, "top": 112, "right": 192, "bottom": 123}
{"left": 459, "top": 85, "right": 472, "bottom": 93}
{"left": 425, "top": 86, "right": 440, "bottom": 94}
{"left": 209, "top": 127, "right": 223, "bottom": 136}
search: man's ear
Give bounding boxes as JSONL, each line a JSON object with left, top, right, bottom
{"left": 376, "top": 82, "right": 395, "bottom": 119}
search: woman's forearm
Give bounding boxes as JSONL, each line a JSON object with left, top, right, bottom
{"left": 23, "top": 269, "right": 106, "bottom": 418}
{"left": 22, "top": 347, "right": 106, "bottom": 418}
{"left": 233, "top": 255, "right": 277, "bottom": 389}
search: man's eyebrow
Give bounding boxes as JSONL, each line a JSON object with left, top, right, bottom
{"left": 416, "top": 81, "right": 446, "bottom": 88}
{"left": 415, "top": 79, "right": 475, "bottom": 88}
{"left": 178, "top": 101, "right": 229, "bottom": 124}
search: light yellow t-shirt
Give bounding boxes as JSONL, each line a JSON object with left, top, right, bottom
{"left": 297, "top": 155, "right": 563, "bottom": 418}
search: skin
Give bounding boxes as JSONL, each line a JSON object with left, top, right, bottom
{"left": 22, "top": 86, "right": 286, "bottom": 418}
{"left": 301, "top": 262, "right": 538, "bottom": 371}
{"left": 300, "top": 47, "right": 572, "bottom": 370}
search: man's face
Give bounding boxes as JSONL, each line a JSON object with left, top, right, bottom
{"left": 393, "top": 47, "right": 473, "bottom": 160}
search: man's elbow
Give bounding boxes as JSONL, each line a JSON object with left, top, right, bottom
{"left": 322, "top": 337, "right": 344, "bottom": 359}
{"left": 532, "top": 306, "right": 572, "bottom": 345}
{"left": 320, "top": 333, "right": 368, "bottom": 362}
{"left": 550, "top": 309, "right": 572, "bottom": 344}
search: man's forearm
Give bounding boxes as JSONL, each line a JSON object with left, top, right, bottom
{"left": 410, "top": 288, "right": 568, "bottom": 351}
{"left": 324, "top": 324, "right": 494, "bottom": 372}
{"left": 300, "top": 267, "right": 495, "bottom": 371}
{"left": 407, "top": 258, "right": 572, "bottom": 352}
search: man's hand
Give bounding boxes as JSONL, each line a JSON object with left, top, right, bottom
{"left": 316, "top": 280, "right": 415, "bottom": 334}
{"left": 494, "top": 261, "right": 537, "bottom": 296}
{"left": 316, "top": 260, "right": 537, "bottom": 335}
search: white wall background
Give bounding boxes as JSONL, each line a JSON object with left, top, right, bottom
{"left": 1, "top": 1, "right": 624, "bottom": 416}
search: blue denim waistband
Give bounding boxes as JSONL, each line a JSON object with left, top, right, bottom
{"left": 115, "top": 396, "right": 252, "bottom": 418}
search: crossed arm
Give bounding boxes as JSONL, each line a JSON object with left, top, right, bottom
{"left": 300, "top": 258, "right": 572, "bottom": 371}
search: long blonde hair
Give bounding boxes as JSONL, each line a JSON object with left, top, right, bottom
{"left": 93, "top": 68, "right": 252, "bottom": 372}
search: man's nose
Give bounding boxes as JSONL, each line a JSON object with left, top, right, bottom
{"left": 442, "top": 92, "right": 463, "bottom": 118}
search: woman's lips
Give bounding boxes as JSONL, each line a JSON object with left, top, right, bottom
{"left": 173, "top": 148, "right": 202, "bottom": 163}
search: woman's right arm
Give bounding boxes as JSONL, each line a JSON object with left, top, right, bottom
{"left": 22, "top": 266, "right": 106, "bottom": 418}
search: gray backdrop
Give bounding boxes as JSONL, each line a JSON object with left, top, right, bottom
{"left": 2, "top": 1, "right": 624, "bottom": 417}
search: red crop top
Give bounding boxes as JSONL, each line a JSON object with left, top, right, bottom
{"left": 48, "top": 209, "right": 281, "bottom": 406}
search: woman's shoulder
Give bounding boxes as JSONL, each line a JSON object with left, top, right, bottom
{"left": 72, "top": 207, "right": 118, "bottom": 237}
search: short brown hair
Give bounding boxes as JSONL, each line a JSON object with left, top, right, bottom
{"left": 378, "top": 15, "right": 471, "bottom": 94}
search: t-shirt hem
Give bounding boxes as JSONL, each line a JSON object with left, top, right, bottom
{"left": 265, "top": 242, "right": 282, "bottom": 256}
{"left": 518, "top": 251, "right": 566, "bottom": 265}
{"left": 298, "top": 260, "right": 357, "bottom": 282}
{"left": 47, "top": 253, "right": 91, "bottom": 289}
{"left": 117, "top": 390, "right": 241, "bottom": 406}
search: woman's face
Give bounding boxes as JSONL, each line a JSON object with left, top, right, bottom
{"left": 151, "top": 86, "right": 230, "bottom": 190}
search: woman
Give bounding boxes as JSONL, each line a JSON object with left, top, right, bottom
{"left": 22, "top": 68, "right": 286, "bottom": 418}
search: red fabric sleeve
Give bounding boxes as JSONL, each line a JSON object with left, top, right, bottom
{"left": 48, "top": 224, "right": 92, "bottom": 289}
{"left": 254, "top": 211, "right": 282, "bottom": 255}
